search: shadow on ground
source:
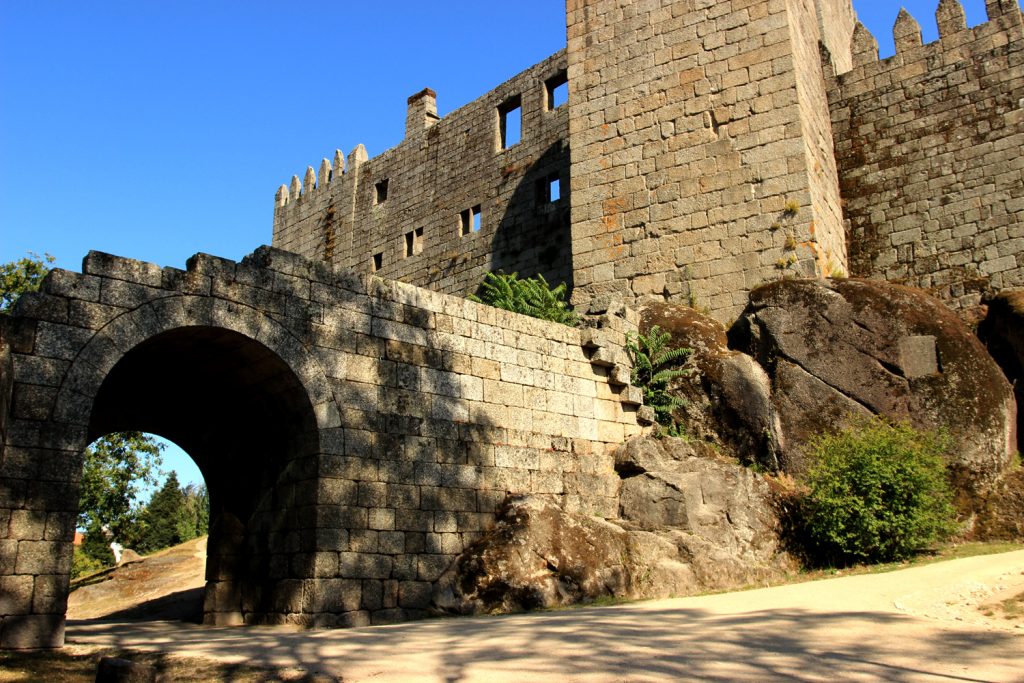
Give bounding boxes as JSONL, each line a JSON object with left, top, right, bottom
{"left": 69, "top": 603, "right": 1021, "bottom": 682}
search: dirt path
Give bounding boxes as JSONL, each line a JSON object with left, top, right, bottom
{"left": 65, "top": 549, "right": 1024, "bottom": 682}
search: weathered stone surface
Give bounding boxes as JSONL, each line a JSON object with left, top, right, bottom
{"left": 432, "top": 495, "right": 656, "bottom": 615}
{"left": 730, "top": 279, "right": 1017, "bottom": 499}
{"left": 434, "top": 438, "right": 791, "bottom": 616}
{"left": 974, "top": 468, "right": 1024, "bottom": 541}
{"left": 832, "top": 7, "right": 1024, "bottom": 312}
{"left": 640, "top": 302, "right": 781, "bottom": 468}
{"left": 616, "top": 438, "right": 778, "bottom": 546}
{"left": 2, "top": 247, "right": 644, "bottom": 648}
{"left": 978, "top": 289, "right": 1024, "bottom": 456}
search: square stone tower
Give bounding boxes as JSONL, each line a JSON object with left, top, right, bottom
{"left": 567, "top": 0, "right": 853, "bottom": 320}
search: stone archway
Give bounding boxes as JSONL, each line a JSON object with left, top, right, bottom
{"left": 2, "top": 247, "right": 641, "bottom": 649}
{"left": 87, "top": 325, "right": 320, "bottom": 626}
{"left": 2, "top": 292, "right": 339, "bottom": 647}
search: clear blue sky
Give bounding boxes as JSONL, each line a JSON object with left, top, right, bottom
{"left": 0, "top": 0, "right": 1004, "bottom": 487}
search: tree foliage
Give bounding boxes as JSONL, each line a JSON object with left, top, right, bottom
{"left": 78, "top": 432, "right": 165, "bottom": 542}
{"left": 0, "top": 252, "right": 54, "bottom": 312}
{"left": 625, "top": 326, "right": 691, "bottom": 435}
{"left": 136, "top": 472, "right": 186, "bottom": 554}
{"left": 135, "top": 475, "right": 209, "bottom": 554}
{"left": 468, "top": 271, "right": 579, "bottom": 326}
{"left": 798, "top": 417, "right": 957, "bottom": 567}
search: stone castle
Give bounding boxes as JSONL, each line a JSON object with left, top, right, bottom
{"left": 1, "top": 0, "right": 1021, "bottom": 649}
{"left": 274, "top": 0, "right": 1023, "bottom": 321}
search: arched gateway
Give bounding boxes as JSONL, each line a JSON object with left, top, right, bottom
{"left": 0, "top": 247, "right": 641, "bottom": 648}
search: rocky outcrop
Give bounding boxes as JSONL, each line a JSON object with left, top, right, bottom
{"left": 730, "top": 279, "right": 1017, "bottom": 500}
{"left": 640, "top": 302, "right": 782, "bottom": 470}
{"left": 978, "top": 289, "right": 1024, "bottom": 457}
{"left": 974, "top": 468, "right": 1024, "bottom": 541}
{"left": 432, "top": 437, "right": 792, "bottom": 616}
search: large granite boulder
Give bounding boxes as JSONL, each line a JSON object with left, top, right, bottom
{"left": 729, "top": 279, "right": 1017, "bottom": 501}
{"left": 640, "top": 302, "right": 782, "bottom": 469}
{"left": 978, "top": 289, "right": 1024, "bottom": 457}
{"left": 432, "top": 437, "right": 792, "bottom": 616}
{"left": 615, "top": 437, "right": 788, "bottom": 587}
{"left": 974, "top": 468, "right": 1024, "bottom": 541}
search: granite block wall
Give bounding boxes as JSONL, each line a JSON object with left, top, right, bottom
{"left": 0, "top": 246, "right": 642, "bottom": 647}
{"left": 566, "top": 0, "right": 848, "bottom": 323}
{"left": 828, "top": 0, "right": 1024, "bottom": 310}
{"left": 273, "top": 52, "right": 573, "bottom": 299}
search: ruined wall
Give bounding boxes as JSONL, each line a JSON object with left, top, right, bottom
{"left": 566, "top": 0, "right": 847, "bottom": 322}
{"left": 273, "top": 52, "right": 572, "bottom": 299}
{"left": 0, "top": 246, "right": 642, "bottom": 648}
{"left": 829, "top": 0, "right": 1024, "bottom": 310}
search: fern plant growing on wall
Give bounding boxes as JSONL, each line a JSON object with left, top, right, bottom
{"left": 626, "top": 326, "right": 691, "bottom": 435}
{"left": 468, "top": 271, "right": 579, "bottom": 326}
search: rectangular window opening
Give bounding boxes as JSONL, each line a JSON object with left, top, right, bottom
{"left": 406, "top": 227, "right": 424, "bottom": 257}
{"left": 546, "top": 72, "right": 568, "bottom": 110}
{"left": 537, "top": 174, "right": 561, "bottom": 204}
{"left": 549, "top": 175, "right": 561, "bottom": 202}
{"left": 499, "top": 96, "right": 522, "bottom": 149}
{"left": 374, "top": 178, "right": 389, "bottom": 204}
{"left": 371, "top": 252, "right": 383, "bottom": 272}
{"left": 460, "top": 206, "right": 482, "bottom": 236}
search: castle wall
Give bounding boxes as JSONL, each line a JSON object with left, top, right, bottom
{"left": 0, "top": 247, "right": 642, "bottom": 647}
{"left": 787, "top": 0, "right": 848, "bottom": 274}
{"left": 273, "top": 52, "right": 573, "bottom": 298}
{"left": 566, "top": 0, "right": 847, "bottom": 323}
{"left": 814, "top": 0, "right": 857, "bottom": 74}
{"left": 829, "top": 1, "right": 1024, "bottom": 310}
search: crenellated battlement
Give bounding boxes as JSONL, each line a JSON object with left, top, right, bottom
{"left": 827, "top": 0, "right": 1023, "bottom": 82}
{"left": 270, "top": 0, "right": 1023, "bottom": 321}
{"left": 271, "top": 50, "right": 571, "bottom": 299}
{"left": 828, "top": 0, "right": 1024, "bottom": 309}
{"left": 275, "top": 146, "right": 368, "bottom": 210}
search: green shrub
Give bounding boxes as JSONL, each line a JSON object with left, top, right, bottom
{"left": 71, "top": 543, "right": 108, "bottom": 580}
{"left": 800, "top": 417, "right": 957, "bottom": 567}
{"left": 626, "top": 326, "right": 691, "bottom": 436}
{"left": 468, "top": 271, "right": 579, "bottom": 326}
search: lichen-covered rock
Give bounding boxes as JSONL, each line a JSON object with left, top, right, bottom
{"left": 431, "top": 495, "right": 668, "bottom": 615}
{"left": 640, "top": 302, "right": 781, "bottom": 468}
{"left": 974, "top": 468, "right": 1024, "bottom": 541}
{"left": 730, "top": 279, "right": 1017, "bottom": 501}
{"left": 615, "top": 438, "right": 779, "bottom": 548}
{"left": 978, "top": 289, "right": 1024, "bottom": 457}
{"left": 432, "top": 438, "right": 793, "bottom": 616}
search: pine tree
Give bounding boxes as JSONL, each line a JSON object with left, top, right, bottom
{"left": 137, "top": 472, "right": 186, "bottom": 553}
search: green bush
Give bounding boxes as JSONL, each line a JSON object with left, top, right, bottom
{"left": 468, "top": 271, "right": 579, "bottom": 326}
{"left": 625, "top": 326, "right": 691, "bottom": 436}
{"left": 799, "top": 417, "right": 957, "bottom": 567}
{"left": 72, "top": 546, "right": 106, "bottom": 579}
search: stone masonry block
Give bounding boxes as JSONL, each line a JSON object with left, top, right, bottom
{"left": 0, "top": 575, "right": 34, "bottom": 614}
{"left": 82, "top": 251, "right": 163, "bottom": 287}
{"left": 0, "top": 614, "right": 65, "bottom": 649}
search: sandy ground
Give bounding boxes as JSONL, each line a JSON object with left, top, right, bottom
{"left": 66, "top": 549, "right": 1024, "bottom": 682}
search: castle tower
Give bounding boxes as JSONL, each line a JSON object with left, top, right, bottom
{"left": 566, "top": 0, "right": 853, "bottom": 320}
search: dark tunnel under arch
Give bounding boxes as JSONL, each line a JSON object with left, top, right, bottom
{"left": 88, "top": 325, "right": 321, "bottom": 623}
